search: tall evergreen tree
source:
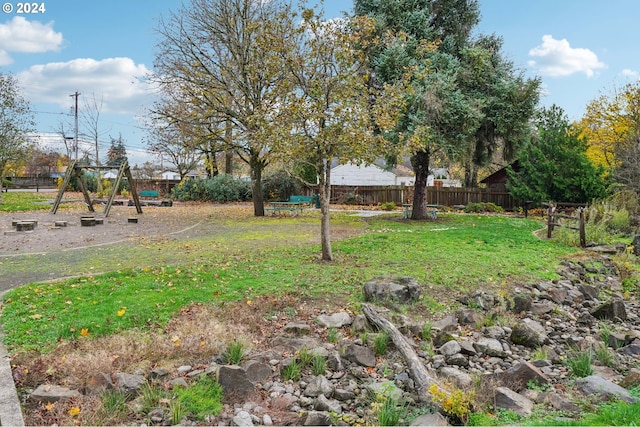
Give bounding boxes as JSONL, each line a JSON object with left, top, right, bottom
{"left": 106, "top": 134, "right": 128, "bottom": 167}
{"left": 507, "top": 106, "right": 607, "bottom": 204}
{"left": 354, "top": 0, "right": 539, "bottom": 218}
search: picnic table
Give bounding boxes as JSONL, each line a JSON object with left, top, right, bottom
{"left": 266, "top": 201, "right": 304, "bottom": 216}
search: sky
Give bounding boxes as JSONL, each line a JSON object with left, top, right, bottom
{"left": 1, "top": 0, "right": 639, "bottom": 167}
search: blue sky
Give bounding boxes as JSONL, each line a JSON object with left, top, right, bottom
{"left": 1, "top": 0, "right": 639, "bottom": 166}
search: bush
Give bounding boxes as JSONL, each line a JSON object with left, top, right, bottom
{"left": 380, "top": 202, "right": 397, "bottom": 211}
{"left": 262, "top": 170, "right": 304, "bottom": 201}
{"left": 172, "top": 175, "right": 251, "bottom": 202}
{"left": 464, "top": 202, "right": 504, "bottom": 213}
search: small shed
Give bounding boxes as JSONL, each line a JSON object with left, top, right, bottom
{"left": 480, "top": 160, "right": 520, "bottom": 191}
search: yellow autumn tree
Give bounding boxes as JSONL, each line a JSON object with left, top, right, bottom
{"left": 578, "top": 82, "right": 640, "bottom": 174}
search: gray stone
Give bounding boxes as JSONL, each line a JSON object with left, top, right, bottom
{"left": 243, "top": 360, "right": 273, "bottom": 383}
{"left": 494, "top": 387, "right": 534, "bottom": 416}
{"left": 591, "top": 299, "right": 627, "bottom": 321}
{"left": 363, "top": 276, "right": 421, "bottom": 304}
{"left": 575, "top": 375, "right": 637, "bottom": 403}
{"left": 30, "top": 384, "right": 82, "bottom": 403}
{"left": 474, "top": 337, "right": 506, "bottom": 357}
{"left": 484, "top": 326, "right": 507, "bottom": 339}
{"left": 438, "top": 366, "right": 472, "bottom": 388}
{"left": 620, "top": 368, "right": 640, "bottom": 389}
{"left": 169, "top": 377, "right": 189, "bottom": 388}
{"left": 233, "top": 410, "right": 254, "bottom": 426}
{"left": 304, "top": 375, "right": 334, "bottom": 397}
{"left": 410, "top": 413, "right": 450, "bottom": 426}
{"left": 351, "top": 314, "right": 368, "bottom": 331}
{"left": 512, "top": 293, "right": 532, "bottom": 313}
{"left": 618, "top": 343, "right": 640, "bottom": 357}
{"left": 439, "top": 340, "right": 461, "bottom": 356}
{"left": 530, "top": 301, "right": 556, "bottom": 315}
{"left": 342, "top": 343, "right": 376, "bottom": 367}
{"left": 366, "top": 381, "right": 403, "bottom": 401}
{"left": 446, "top": 353, "right": 469, "bottom": 367}
{"left": 282, "top": 322, "right": 312, "bottom": 336}
{"left": 497, "top": 361, "right": 550, "bottom": 392}
{"left": 216, "top": 365, "right": 255, "bottom": 396}
{"left": 271, "top": 335, "right": 321, "bottom": 353}
{"left": 149, "top": 368, "right": 169, "bottom": 380}
{"left": 314, "top": 394, "right": 342, "bottom": 413}
{"left": 544, "top": 392, "right": 580, "bottom": 413}
{"left": 326, "top": 350, "right": 344, "bottom": 371}
{"left": 115, "top": 372, "right": 145, "bottom": 396}
{"left": 316, "top": 312, "right": 352, "bottom": 328}
{"left": 303, "top": 411, "right": 332, "bottom": 426}
{"left": 458, "top": 339, "right": 478, "bottom": 356}
{"left": 547, "top": 287, "right": 568, "bottom": 304}
{"left": 577, "top": 284, "right": 599, "bottom": 300}
{"left": 334, "top": 388, "right": 356, "bottom": 401}
{"left": 457, "top": 309, "right": 485, "bottom": 326}
{"left": 84, "top": 372, "right": 114, "bottom": 395}
{"left": 432, "top": 315, "right": 458, "bottom": 333}
{"left": 510, "top": 318, "right": 548, "bottom": 348}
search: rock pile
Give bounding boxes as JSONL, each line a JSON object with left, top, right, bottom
{"left": 27, "top": 255, "right": 640, "bottom": 425}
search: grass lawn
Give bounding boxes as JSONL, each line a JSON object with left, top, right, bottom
{"left": 0, "top": 209, "right": 580, "bottom": 353}
{"left": 0, "top": 192, "right": 53, "bottom": 212}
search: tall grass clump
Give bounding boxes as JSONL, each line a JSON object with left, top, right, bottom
{"left": 566, "top": 349, "right": 593, "bottom": 377}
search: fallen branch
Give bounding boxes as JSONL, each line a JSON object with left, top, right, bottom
{"left": 362, "top": 303, "right": 442, "bottom": 402}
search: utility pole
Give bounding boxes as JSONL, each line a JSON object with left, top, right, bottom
{"left": 70, "top": 91, "right": 80, "bottom": 161}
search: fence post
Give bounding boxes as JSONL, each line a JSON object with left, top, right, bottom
{"left": 579, "top": 208, "right": 586, "bottom": 248}
{"left": 547, "top": 204, "right": 554, "bottom": 239}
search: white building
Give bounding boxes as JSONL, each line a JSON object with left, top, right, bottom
{"left": 330, "top": 162, "right": 415, "bottom": 186}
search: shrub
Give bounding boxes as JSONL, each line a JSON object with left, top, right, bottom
{"left": 262, "top": 170, "right": 304, "bottom": 201}
{"left": 464, "top": 202, "right": 504, "bottom": 213}
{"left": 380, "top": 202, "right": 397, "bottom": 211}
{"left": 172, "top": 175, "right": 251, "bottom": 202}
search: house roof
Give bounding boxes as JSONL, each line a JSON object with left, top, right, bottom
{"left": 480, "top": 160, "right": 520, "bottom": 184}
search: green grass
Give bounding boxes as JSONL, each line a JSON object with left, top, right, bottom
{"left": 0, "top": 191, "right": 54, "bottom": 212}
{"left": 0, "top": 213, "right": 579, "bottom": 353}
{"left": 173, "top": 375, "right": 223, "bottom": 421}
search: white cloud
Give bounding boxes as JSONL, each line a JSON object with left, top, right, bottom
{"left": 0, "top": 16, "right": 63, "bottom": 65}
{"left": 621, "top": 69, "right": 639, "bottom": 79}
{"left": 17, "top": 57, "right": 158, "bottom": 115}
{"left": 528, "top": 35, "right": 606, "bottom": 78}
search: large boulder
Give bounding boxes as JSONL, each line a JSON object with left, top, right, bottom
{"left": 510, "top": 318, "right": 548, "bottom": 348}
{"left": 363, "top": 276, "right": 421, "bottom": 304}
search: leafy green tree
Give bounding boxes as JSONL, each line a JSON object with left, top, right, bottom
{"left": 507, "top": 106, "right": 607, "bottom": 204}
{"left": 271, "top": 8, "right": 403, "bottom": 260}
{"left": 354, "top": 0, "right": 539, "bottom": 218}
{"left": 0, "top": 73, "right": 34, "bottom": 203}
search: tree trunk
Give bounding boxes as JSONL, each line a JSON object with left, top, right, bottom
{"left": 362, "top": 304, "right": 442, "bottom": 403}
{"left": 225, "top": 118, "right": 234, "bottom": 174}
{"left": 319, "top": 158, "right": 333, "bottom": 261}
{"left": 410, "top": 150, "right": 430, "bottom": 220}
{"left": 250, "top": 153, "right": 265, "bottom": 217}
{"left": 464, "top": 160, "right": 478, "bottom": 188}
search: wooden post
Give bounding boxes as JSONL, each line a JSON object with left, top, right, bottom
{"left": 547, "top": 204, "right": 554, "bottom": 239}
{"left": 579, "top": 208, "right": 586, "bottom": 248}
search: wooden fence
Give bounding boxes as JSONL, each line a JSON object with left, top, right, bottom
{"left": 546, "top": 203, "right": 586, "bottom": 247}
{"left": 326, "top": 185, "right": 516, "bottom": 210}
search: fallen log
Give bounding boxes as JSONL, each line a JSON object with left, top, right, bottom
{"left": 362, "top": 303, "right": 444, "bottom": 402}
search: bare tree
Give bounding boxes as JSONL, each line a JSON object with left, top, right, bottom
{"left": 153, "top": 0, "right": 297, "bottom": 216}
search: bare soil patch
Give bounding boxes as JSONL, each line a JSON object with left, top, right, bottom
{"left": 0, "top": 201, "right": 212, "bottom": 256}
